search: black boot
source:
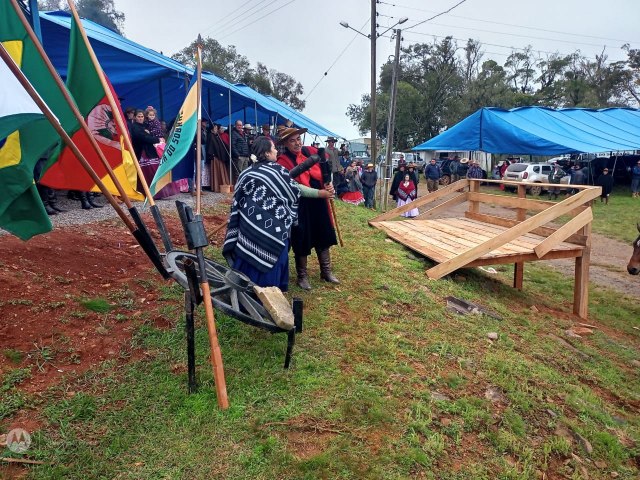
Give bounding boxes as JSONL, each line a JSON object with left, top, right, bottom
{"left": 317, "top": 248, "right": 340, "bottom": 284}
{"left": 67, "top": 190, "right": 80, "bottom": 200}
{"left": 80, "top": 192, "right": 92, "bottom": 210}
{"left": 47, "top": 190, "right": 66, "bottom": 213}
{"left": 295, "top": 255, "right": 311, "bottom": 290}
{"left": 44, "top": 201, "right": 57, "bottom": 215}
{"left": 87, "top": 193, "right": 103, "bottom": 208}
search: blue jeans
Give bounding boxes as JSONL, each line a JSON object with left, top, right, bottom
{"left": 363, "top": 185, "right": 375, "bottom": 208}
{"left": 632, "top": 177, "right": 640, "bottom": 194}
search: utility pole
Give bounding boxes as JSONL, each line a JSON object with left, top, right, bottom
{"left": 370, "top": 0, "right": 377, "bottom": 182}
{"left": 382, "top": 29, "right": 402, "bottom": 210}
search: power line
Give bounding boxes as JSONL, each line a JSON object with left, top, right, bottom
{"left": 304, "top": 18, "right": 371, "bottom": 102}
{"left": 200, "top": 0, "right": 258, "bottom": 35}
{"left": 403, "top": 0, "right": 469, "bottom": 32}
{"left": 218, "top": 0, "right": 297, "bottom": 41}
{"left": 379, "top": 0, "right": 639, "bottom": 44}
{"left": 213, "top": 0, "right": 279, "bottom": 38}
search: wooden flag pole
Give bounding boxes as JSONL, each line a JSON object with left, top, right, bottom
{"left": 195, "top": 36, "right": 203, "bottom": 214}
{"left": 10, "top": 0, "right": 134, "bottom": 209}
{"left": 66, "top": 0, "right": 155, "bottom": 207}
{"left": 66, "top": 0, "right": 174, "bottom": 253}
{"left": 193, "top": 36, "right": 229, "bottom": 409}
{"left": 0, "top": 43, "right": 134, "bottom": 231}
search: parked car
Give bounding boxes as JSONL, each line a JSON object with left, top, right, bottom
{"left": 503, "top": 162, "right": 569, "bottom": 195}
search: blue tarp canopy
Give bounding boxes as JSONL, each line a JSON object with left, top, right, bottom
{"left": 214, "top": 84, "right": 340, "bottom": 137}
{"left": 39, "top": 11, "right": 340, "bottom": 137}
{"left": 413, "top": 107, "right": 640, "bottom": 155}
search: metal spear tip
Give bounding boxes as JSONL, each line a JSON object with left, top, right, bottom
{"left": 398, "top": 17, "right": 409, "bottom": 25}
{"left": 339, "top": 21, "right": 349, "bottom": 28}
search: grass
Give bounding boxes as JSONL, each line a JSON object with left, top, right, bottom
{"left": 5, "top": 202, "right": 640, "bottom": 479}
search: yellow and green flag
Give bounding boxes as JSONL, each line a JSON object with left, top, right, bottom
{"left": 0, "top": 2, "right": 77, "bottom": 240}
{"left": 149, "top": 46, "right": 201, "bottom": 197}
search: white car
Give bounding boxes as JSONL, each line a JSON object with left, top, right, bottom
{"left": 503, "top": 163, "right": 570, "bottom": 196}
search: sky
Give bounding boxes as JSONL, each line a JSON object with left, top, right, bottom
{"left": 114, "top": 0, "right": 639, "bottom": 140}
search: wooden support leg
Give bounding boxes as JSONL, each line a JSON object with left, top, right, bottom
{"left": 573, "top": 219, "right": 592, "bottom": 319}
{"left": 513, "top": 262, "right": 524, "bottom": 290}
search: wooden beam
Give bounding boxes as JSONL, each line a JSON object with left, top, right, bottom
{"left": 468, "top": 192, "right": 556, "bottom": 212}
{"left": 468, "top": 179, "right": 480, "bottom": 215}
{"left": 426, "top": 188, "right": 600, "bottom": 279}
{"left": 466, "top": 248, "right": 582, "bottom": 267}
{"left": 470, "top": 178, "right": 596, "bottom": 191}
{"left": 464, "top": 211, "right": 588, "bottom": 246}
{"left": 514, "top": 262, "right": 524, "bottom": 290}
{"left": 369, "top": 179, "right": 469, "bottom": 223}
{"left": 534, "top": 208, "right": 593, "bottom": 258}
{"left": 416, "top": 192, "right": 467, "bottom": 219}
{"left": 573, "top": 221, "right": 592, "bottom": 319}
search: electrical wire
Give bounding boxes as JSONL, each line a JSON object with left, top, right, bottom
{"left": 200, "top": 0, "right": 258, "bottom": 35}
{"left": 378, "top": 0, "right": 638, "bottom": 44}
{"left": 303, "top": 18, "right": 372, "bottom": 102}
{"left": 213, "top": 0, "right": 279, "bottom": 38}
{"left": 217, "top": 0, "right": 297, "bottom": 41}
{"left": 403, "top": 0, "right": 469, "bottom": 32}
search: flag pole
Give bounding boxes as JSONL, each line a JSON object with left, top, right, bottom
{"left": 193, "top": 35, "right": 229, "bottom": 409}
{"left": 9, "top": 0, "right": 134, "bottom": 209}
{"left": 0, "top": 44, "right": 131, "bottom": 233}
{"left": 0, "top": 42, "right": 171, "bottom": 278}
{"left": 195, "top": 37, "right": 203, "bottom": 214}
{"left": 66, "top": 0, "right": 173, "bottom": 252}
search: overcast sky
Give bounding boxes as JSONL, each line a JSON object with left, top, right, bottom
{"left": 115, "top": 0, "right": 639, "bottom": 140}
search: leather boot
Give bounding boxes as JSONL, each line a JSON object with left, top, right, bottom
{"left": 80, "top": 192, "right": 92, "bottom": 210}
{"left": 317, "top": 248, "right": 340, "bottom": 284}
{"left": 295, "top": 255, "right": 311, "bottom": 290}
{"left": 44, "top": 201, "right": 57, "bottom": 216}
{"left": 87, "top": 193, "right": 103, "bottom": 208}
{"left": 47, "top": 190, "right": 66, "bottom": 213}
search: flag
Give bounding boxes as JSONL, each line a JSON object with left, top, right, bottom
{"left": 0, "top": 54, "right": 44, "bottom": 139}
{"left": 40, "top": 15, "right": 143, "bottom": 201}
{"left": 149, "top": 49, "right": 200, "bottom": 197}
{"left": 0, "top": 2, "right": 78, "bottom": 240}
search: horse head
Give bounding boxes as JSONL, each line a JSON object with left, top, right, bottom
{"left": 627, "top": 222, "right": 640, "bottom": 275}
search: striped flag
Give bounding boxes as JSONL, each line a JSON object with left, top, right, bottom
{"left": 149, "top": 46, "right": 201, "bottom": 198}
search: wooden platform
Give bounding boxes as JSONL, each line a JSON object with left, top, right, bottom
{"left": 370, "top": 179, "right": 602, "bottom": 319}
{"left": 375, "top": 217, "right": 584, "bottom": 267}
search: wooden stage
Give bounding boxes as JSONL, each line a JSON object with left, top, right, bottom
{"left": 370, "top": 179, "right": 602, "bottom": 319}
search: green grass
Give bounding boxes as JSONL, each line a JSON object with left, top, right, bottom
{"left": 6, "top": 202, "right": 640, "bottom": 479}
{"left": 79, "top": 297, "right": 114, "bottom": 313}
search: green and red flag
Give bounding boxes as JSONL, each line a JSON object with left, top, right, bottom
{"left": 40, "top": 15, "right": 143, "bottom": 201}
{"left": 0, "top": 2, "right": 79, "bottom": 240}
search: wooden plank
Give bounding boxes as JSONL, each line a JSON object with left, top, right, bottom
{"left": 470, "top": 178, "right": 599, "bottom": 191}
{"left": 573, "top": 222, "right": 592, "bottom": 319}
{"left": 426, "top": 187, "right": 601, "bottom": 279}
{"left": 416, "top": 192, "right": 467, "bottom": 219}
{"left": 427, "top": 220, "right": 529, "bottom": 256}
{"left": 468, "top": 180, "right": 480, "bottom": 215}
{"left": 468, "top": 191, "right": 555, "bottom": 212}
{"left": 466, "top": 248, "right": 583, "bottom": 267}
{"left": 514, "top": 262, "right": 524, "bottom": 290}
{"left": 463, "top": 212, "right": 588, "bottom": 246}
{"left": 442, "top": 218, "right": 553, "bottom": 252}
{"left": 378, "top": 224, "right": 451, "bottom": 263}
{"left": 370, "top": 179, "right": 469, "bottom": 223}
{"left": 534, "top": 208, "right": 593, "bottom": 258}
{"left": 380, "top": 221, "right": 458, "bottom": 260}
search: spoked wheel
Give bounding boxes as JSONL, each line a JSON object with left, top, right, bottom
{"left": 165, "top": 251, "right": 283, "bottom": 332}
{"left": 440, "top": 175, "right": 451, "bottom": 186}
{"left": 528, "top": 184, "right": 543, "bottom": 196}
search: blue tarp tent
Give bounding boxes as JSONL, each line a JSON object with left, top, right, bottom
{"left": 413, "top": 107, "right": 640, "bottom": 155}
{"left": 39, "top": 11, "right": 340, "bottom": 137}
{"left": 39, "top": 11, "right": 271, "bottom": 123}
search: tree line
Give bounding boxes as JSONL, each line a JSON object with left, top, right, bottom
{"left": 347, "top": 37, "right": 640, "bottom": 151}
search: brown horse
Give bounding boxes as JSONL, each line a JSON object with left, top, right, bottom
{"left": 627, "top": 223, "right": 640, "bottom": 275}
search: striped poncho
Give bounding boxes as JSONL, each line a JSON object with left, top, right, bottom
{"left": 223, "top": 161, "right": 301, "bottom": 272}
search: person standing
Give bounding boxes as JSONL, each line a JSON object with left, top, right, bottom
{"left": 396, "top": 174, "right": 419, "bottom": 218}
{"left": 631, "top": 160, "right": 640, "bottom": 198}
{"left": 325, "top": 136, "right": 341, "bottom": 186}
{"left": 596, "top": 167, "right": 614, "bottom": 204}
{"left": 547, "top": 162, "right": 566, "bottom": 200}
{"left": 259, "top": 124, "right": 272, "bottom": 140}
{"left": 389, "top": 160, "right": 407, "bottom": 201}
{"left": 231, "top": 120, "right": 249, "bottom": 181}
{"left": 467, "top": 160, "right": 484, "bottom": 180}
{"left": 424, "top": 158, "right": 441, "bottom": 193}
{"left": 361, "top": 162, "right": 378, "bottom": 209}
{"left": 276, "top": 127, "right": 339, "bottom": 290}
{"left": 243, "top": 124, "right": 255, "bottom": 149}
{"left": 449, "top": 155, "right": 460, "bottom": 183}
{"left": 407, "top": 162, "right": 419, "bottom": 194}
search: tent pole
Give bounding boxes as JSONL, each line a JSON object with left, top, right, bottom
{"left": 228, "top": 90, "right": 233, "bottom": 183}
{"left": 254, "top": 100, "right": 258, "bottom": 135}
{"left": 158, "top": 77, "right": 164, "bottom": 122}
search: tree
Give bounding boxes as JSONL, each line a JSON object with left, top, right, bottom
{"left": 505, "top": 46, "right": 536, "bottom": 94}
{"left": 173, "top": 37, "right": 305, "bottom": 110}
{"left": 37, "top": 0, "right": 125, "bottom": 34}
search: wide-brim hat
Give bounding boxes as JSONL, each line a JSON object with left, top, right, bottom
{"left": 278, "top": 126, "right": 308, "bottom": 144}
{"left": 366, "top": 163, "right": 374, "bottom": 168}
{"left": 408, "top": 162, "right": 417, "bottom": 168}
{"left": 460, "top": 158, "right": 469, "bottom": 164}
{"left": 326, "top": 136, "right": 338, "bottom": 143}
{"left": 243, "top": 123, "right": 253, "bottom": 129}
